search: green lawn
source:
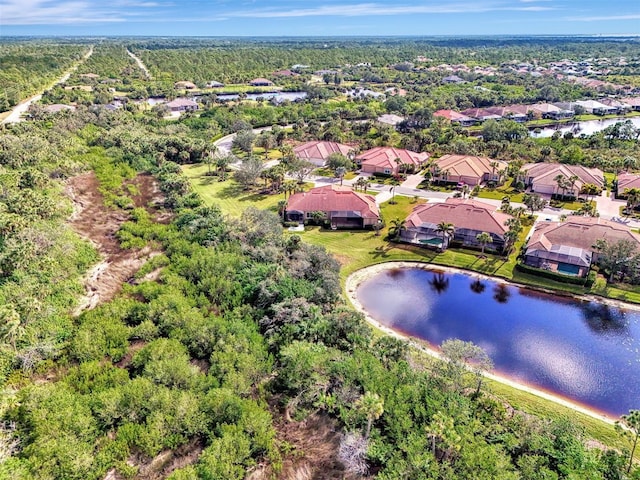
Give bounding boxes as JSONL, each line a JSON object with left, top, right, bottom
{"left": 182, "top": 164, "right": 283, "bottom": 217}
{"left": 296, "top": 195, "right": 527, "bottom": 284}
{"left": 314, "top": 168, "right": 358, "bottom": 180}
{"left": 476, "top": 189, "right": 525, "bottom": 203}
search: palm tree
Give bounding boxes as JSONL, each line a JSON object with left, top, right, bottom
{"left": 476, "top": 232, "right": 493, "bottom": 255}
{"left": 356, "top": 392, "right": 384, "bottom": 440}
{"left": 568, "top": 174, "right": 579, "bottom": 199}
{"left": 335, "top": 166, "right": 347, "bottom": 186}
{"left": 389, "top": 218, "right": 406, "bottom": 240}
{"left": 554, "top": 174, "right": 569, "bottom": 199}
{"left": 624, "top": 188, "right": 640, "bottom": 215}
{"left": 435, "top": 222, "right": 455, "bottom": 250}
{"left": 216, "top": 154, "right": 232, "bottom": 181}
{"left": 205, "top": 144, "right": 218, "bottom": 175}
{"left": 581, "top": 183, "right": 600, "bottom": 202}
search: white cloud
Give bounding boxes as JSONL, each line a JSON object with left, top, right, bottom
{"left": 566, "top": 13, "right": 640, "bottom": 22}
{"left": 225, "top": 2, "right": 555, "bottom": 18}
{"left": 0, "top": 0, "right": 165, "bottom": 24}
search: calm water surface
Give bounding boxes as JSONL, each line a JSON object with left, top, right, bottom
{"left": 531, "top": 117, "right": 640, "bottom": 138}
{"left": 356, "top": 267, "right": 640, "bottom": 416}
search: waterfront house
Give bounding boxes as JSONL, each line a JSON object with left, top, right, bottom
{"left": 524, "top": 217, "right": 640, "bottom": 277}
{"left": 249, "top": 78, "right": 274, "bottom": 87}
{"left": 433, "top": 109, "right": 477, "bottom": 126}
{"left": 433, "top": 155, "right": 506, "bottom": 186}
{"left": 400, "top": 198, "right": 512, "bottom": 251}
{"left": 485, "top": 106, "right": 528, "bottom": 122}
{"left": 356, "top": 147, "right": 429, "bottom": 175}
{"left": 621, "top": 97, "right": 640, "bottom": 112}
{"left": 284, "top": 185, "right": 380, "bottom": 229}
{"left": 520, "top": 163, "right": 604, "bottom": 196}
{"left": 575, "top": 100, "right": 617, "bottom": 115}
{"left": 460, "top": 107, "right": 502, "bottom": 122}
{"left": 166, "top": 98, "right": 199, "bottom": 112}
{"left": 529, "top": 103, "right": 574, "bottom": 120}
{"left": 293, "top": 141, "right": 354, "bottom": 167}
{"left": 598, "top": 98, "right": 631, "bottom": 114}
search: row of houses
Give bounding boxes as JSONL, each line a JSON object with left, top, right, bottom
{"left": 174, "top": 78, "right": 276, "bottom": 90}
{"left": 291, "top": 141, "right": 609, "bottom": 196}
{"left": 434, "top": 97, "right": 640, "bottom": 125}
{"left": 284, "top": 185, "right": 640, "bottom": 279}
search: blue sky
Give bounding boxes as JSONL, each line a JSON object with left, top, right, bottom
{"left": 1, "top": 0, "right": 639, "bottom": 36}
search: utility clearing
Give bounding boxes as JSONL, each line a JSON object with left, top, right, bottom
{"left": 66, "top": 172, "right": 164, "bottom": 314}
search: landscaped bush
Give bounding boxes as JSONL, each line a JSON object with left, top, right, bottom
{"left": 516, "top": 262, "right": 591, "bottom": 286}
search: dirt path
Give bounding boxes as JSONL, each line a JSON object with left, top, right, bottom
{"left": 126, "top": 49, "right": 152, "bottom": 79}
{"left": 2, "top": 45, "right": 94, "bottom": 125}
{"left": 67, "top": 172, "right": 162, "bottom": 314}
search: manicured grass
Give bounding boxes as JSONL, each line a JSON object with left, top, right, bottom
{"left": 182, "top": 164, "right": 283, "bottom": 217}
{"left": 297, "top": 195, "right": 527, "bottom": 284}
{"left": 314, "top": 168, "right": 358, "bottom": 180}
{"left": 604, "top": 172, "right": 616, "bottom": 191}
{"left": 487, "top": 380, "right": 629, "bottom": 453}
{"left": 476, "top": 189, "right": 525, "bottom": 203}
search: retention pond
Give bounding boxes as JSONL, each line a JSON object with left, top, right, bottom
{"left": 355, "top": 266, "right": 640, "bottom": 417}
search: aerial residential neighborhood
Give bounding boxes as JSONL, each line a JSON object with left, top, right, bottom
{"left": 2, "top": 24, "right": 640, "bottom": 480}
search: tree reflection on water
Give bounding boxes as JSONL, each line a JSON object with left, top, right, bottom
{"left": 429, "top": 272, "right": 450, "bottom": 294}
{"left": 579, "top": 303, "right": 628, "bottom": 336}
{"left": 470, "top": 278, "right": 486, "bottom": 294}
{"left": 493, "top": 284, "right": 511, "bottom": 304}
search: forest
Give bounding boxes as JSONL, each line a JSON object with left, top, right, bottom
{"left": 0, "top": 37, "right": 639, "bottom": 479}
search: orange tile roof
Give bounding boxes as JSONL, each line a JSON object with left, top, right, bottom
{"left": 293, "top": 141, "right": 354, "bottom": 161}
{"left": 523, "top": 163, "right": 604, "bottom": 189}
{"left": 617, "top": 173, "right": 640, "bottom": 192}
{"left": 286, "top": 185, "right": 379, "bottom": 219}
{"left": 356, "top": 147, "right": 428, "bottom": 170}
{"left": 435, "top": 155, "right": 506, "bottom": 179}
{"left": 406, "top": 198, "right": 512, "bottom": 235}
{"left": 527, "top": 217, "right": 640, "bottom": 253}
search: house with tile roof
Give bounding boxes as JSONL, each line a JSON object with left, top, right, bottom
{"left": 460, "top": 107, "right": 502, "bottom": 122}
{"left": 284, "top": 185, "right": 380, "bottom": 229}
{"left": 166, "top": 98, "right": 199, "bottom": 112}
{"left": 529, "top": 103, "right": 574, "bottom": 120}
{"left": 598, "top": 98, "right": 631, "bottom": 114}
{"left": 575, "top": 100, "right": 618, "bottom": 115}
{"left": 249, "top": 78, "right": 274, "bottom": 87}
{"left": 399, "top": 198, "right": 513, "bottom": 251}
{"left": 174, "top": 81, "right": 197, "bottom": 90}
{"left": 484, "top": 106, "right": 528, "bottom": 122}
{"left": 433, "top": 109, "right": 477, "bottom": 126}
{"left": 521, "top": 163, "right": 604, "bottom": 196}
{"left": 356, "top": 147, "right": 429, "bottom": 175}
{"left": 621, "top": 97, "right": 640, "bottom": 111}
{"left": 293, "top": 141, "right": 354, "bottom": 167}
{"left": 616, "top": 173, "right": 640, "bottom": 197}
{"left": 433, "top": 155, "right": 506, "bottom": 186}
{"left": 524, "top": 217, "right": 640, "bottom": 277}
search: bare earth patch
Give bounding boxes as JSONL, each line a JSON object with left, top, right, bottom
{"left": 250, "top": 411, "right": 369, "bottom": 480}
{"left": 66, "top": 172, "right": 165, "bottom": 315}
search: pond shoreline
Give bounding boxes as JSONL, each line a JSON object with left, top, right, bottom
{"left": 345, "top": 260, "right": 628, "bottom": 425}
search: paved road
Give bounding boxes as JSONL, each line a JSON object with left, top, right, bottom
{"left": 1, "top": 45, "right": 94, "bottom": 125}
{"left": 213, "top": 126, "right": 640, "bottom": 229}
